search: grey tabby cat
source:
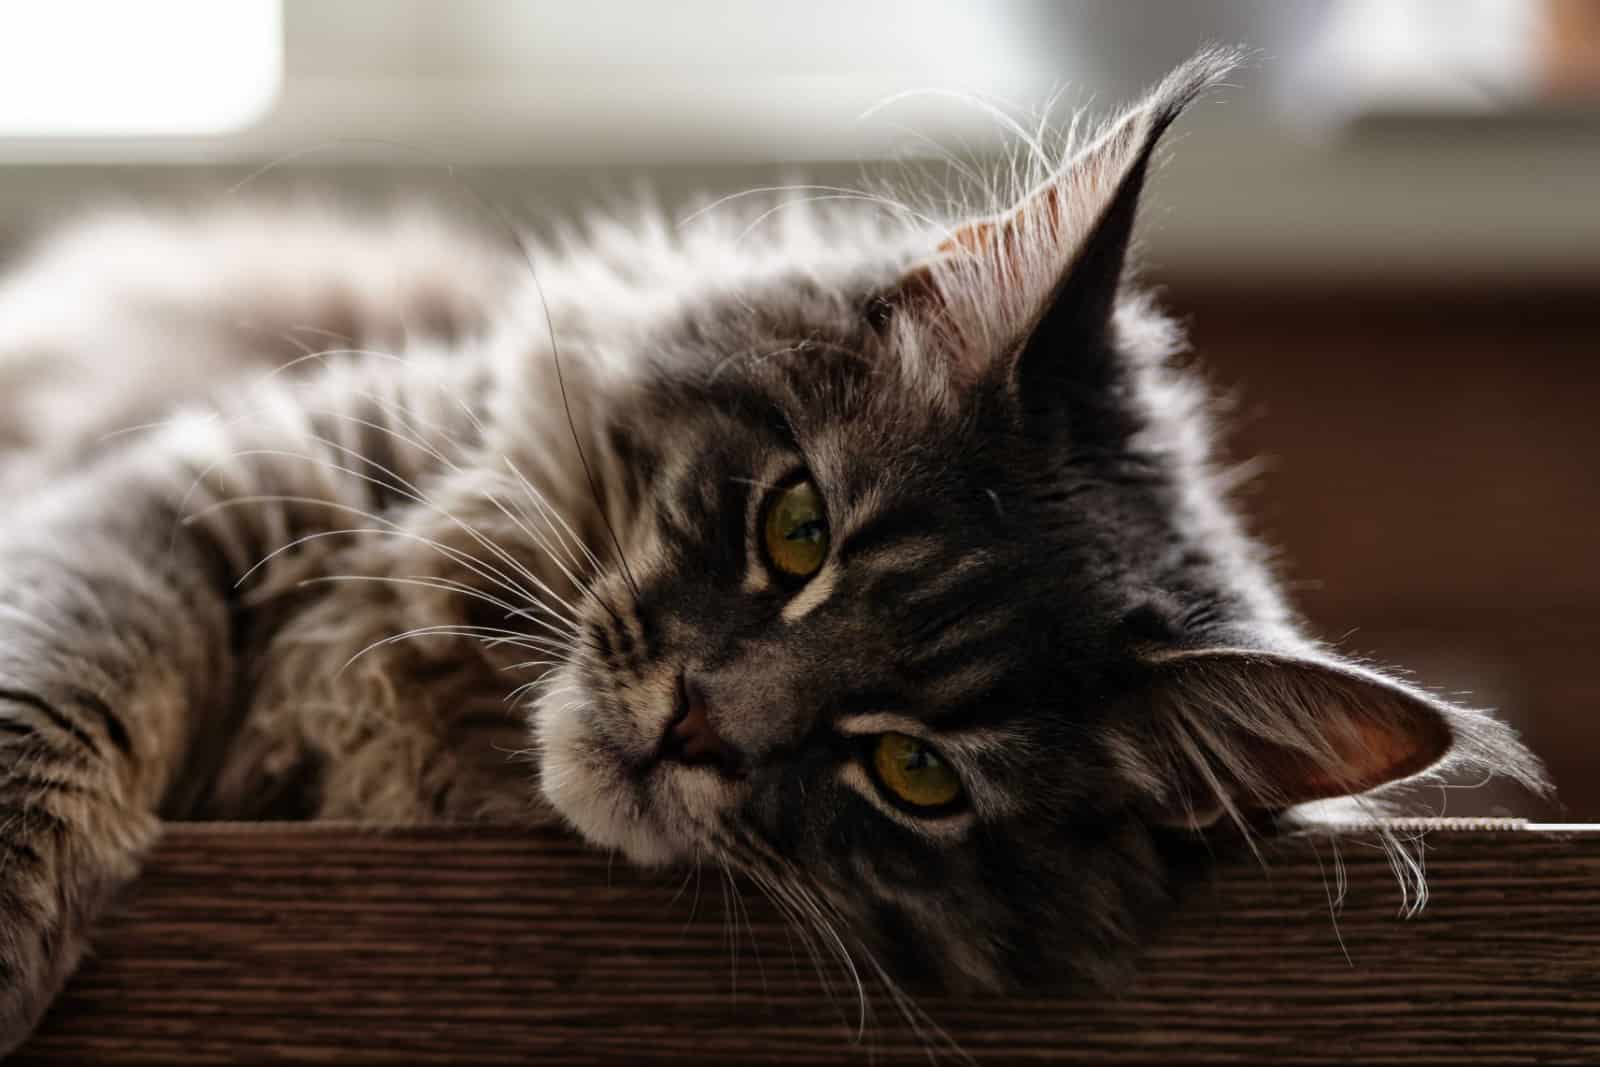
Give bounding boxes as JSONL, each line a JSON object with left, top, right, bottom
{"left": 0, "top": 51, "right": 1544, "bottom": 1050}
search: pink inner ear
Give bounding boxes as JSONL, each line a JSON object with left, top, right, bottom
{"left": 1238, "top": 701, "right": 1452, "bottom": 804}
{"left": 877, "top": 180, "right": 1071, "bottom": 384}
{"left": 936, "top": 218, "right": 992, "bottom": 257}
{"left": 934, "top": 176, "right": 1066, "bottom": 262}
{"left": 1144, "top": 650, "right": 1460, "bottom": 817}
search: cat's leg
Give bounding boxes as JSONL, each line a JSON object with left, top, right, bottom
{"left": 0, "top": 460, "right": 238, "bottom": 1049}
{"left": 0, "top": 363, "right": 486, "bottom": 1051}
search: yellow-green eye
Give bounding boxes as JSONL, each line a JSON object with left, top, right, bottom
{"left": 761, "top": 479, "right": 829, "bottom": 579}
{"left": 872, "top": 733, "right": 963, "bottom": 810}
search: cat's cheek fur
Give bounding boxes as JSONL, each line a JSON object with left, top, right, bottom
{"left": 532, "top": 666, "right": 702, "bottom": 868}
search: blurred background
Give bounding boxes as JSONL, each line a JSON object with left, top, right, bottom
{"left": 0, "top": 0, "right": 1595, "bottom": 818}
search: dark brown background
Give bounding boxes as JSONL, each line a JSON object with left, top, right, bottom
{"left": 1164, "top": 281, "right": 1597, "bottom": 820}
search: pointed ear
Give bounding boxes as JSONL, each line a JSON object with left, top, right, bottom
{"left": 877, "top": 49, "right": 1240, "bottom": 387}
{"left": 1108, "top": 647, "right": 1547, "bottom": 830}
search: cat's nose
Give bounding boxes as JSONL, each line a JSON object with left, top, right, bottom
{"left": 660, "top": 670, "right": 745, "bottom": 778}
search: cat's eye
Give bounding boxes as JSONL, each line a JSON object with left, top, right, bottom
{"left": 871, "top": 733, "right": 963, "bottom": 810}
{"left": 760, "top": 478, "right": 829, "bottom": 580}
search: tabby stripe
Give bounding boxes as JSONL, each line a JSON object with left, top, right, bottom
{"left": 918, "top": 695, "right": 1031, "bottom": 735}
{"left": 0, "top": 835, "right": 43, "bottom": 869}
{"left": 654, "top": 508, "right": 701, "bottom": 558}
{"left": 606, "top": 426, "right": 657, "bottom": 510}
{"left": 0, "top": 772, "right": 88, "bottom": 800}
{"left": 907, "top": 630, "right": 1018, "bottom": 685}
{"left": 835, "top": 505, "right": 930, "bottom": 566}
{"left": 0, "top": 687, "right": 104, "bottom": 760}
{"left": 0, "top": 802, "right": 69, "bottom": 838}
{"left": 63, "top": 685, "right": 132, "bottom": 759}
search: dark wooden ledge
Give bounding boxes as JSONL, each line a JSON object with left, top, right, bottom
{"left": 14, "top": 819, "right": 1600, "bottom": 1064}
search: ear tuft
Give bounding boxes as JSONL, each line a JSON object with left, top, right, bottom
{"left": 874, "top": 47, "right": 1244, "bottom": 387}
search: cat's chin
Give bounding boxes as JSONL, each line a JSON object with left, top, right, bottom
{"left": 531, "top": 667, "right": 695, "bottom": 868}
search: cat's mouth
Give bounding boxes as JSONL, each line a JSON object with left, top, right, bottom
{"left": 533, "top": 662, "right": 743, "bottom": 868}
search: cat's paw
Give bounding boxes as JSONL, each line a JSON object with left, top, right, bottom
{"left": 0, "top": 813, "right": 90, "bottom": 1053}
{"left": 0, "top": 753, "right": 154, "bottom": 1054}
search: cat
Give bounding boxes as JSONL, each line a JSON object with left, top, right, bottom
{"left": 0, "top": 49, "right": 1546, "bottom": 1051}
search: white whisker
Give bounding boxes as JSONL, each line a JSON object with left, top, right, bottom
{"left": 304, "top": 575, "right": 576, "bottom": 645}
{"left": 337, "top": 624, "right": 559, "bottom": 675}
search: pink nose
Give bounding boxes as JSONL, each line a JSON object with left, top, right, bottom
{"left": 661, "top": 671, "right": 744, "bottom": 778}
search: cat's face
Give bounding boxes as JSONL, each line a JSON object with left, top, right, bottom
{"left": 540, "top": 274, "right": 1189, "bottom": 989}
{"left": 533, "top": 51, "right": 1536, "bottom": 992}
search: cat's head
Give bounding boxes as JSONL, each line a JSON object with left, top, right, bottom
{"left": 533, "top": 50, "right": 1545, "bottom": 992}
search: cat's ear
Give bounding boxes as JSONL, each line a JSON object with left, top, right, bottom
{"left": 1109, "top": 647, "right": 1546, "bottom": 830}
{"left": 878, "top": 48, "right": 1239, "bottom": 388}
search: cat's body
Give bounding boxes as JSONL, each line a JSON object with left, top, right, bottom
{"left": 0, "top": 202, "right": 584, "bottom": 823}
{"left": 0, "top": 54, "right": 1543, "bottom": 1052}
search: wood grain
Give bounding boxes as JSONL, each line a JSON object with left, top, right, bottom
{"left": 12, "top": 820, "right": 1600, "bottom": 1064}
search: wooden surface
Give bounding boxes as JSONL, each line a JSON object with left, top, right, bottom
{"left": 13, "top": 820, "right": 1600, "bottom": 1064}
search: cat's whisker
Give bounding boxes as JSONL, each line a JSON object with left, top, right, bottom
{"left": 301, "top": 408, "right": 465, "bottom": 482}
{"left": 1308, "top": 837, "right": 1353, "bottom": 969}
{"left": 498, "top": 664, "right": 564, "bottom": 687}
{"left": 321, "top": 406, "right": 625, "bottom": 628}
{"left": 274, "top": 431, "right": 586, "bottom": 627}
{"left": 281, "top": 391, "right": 617, "bottom": 643}
{"left": 355, "top": 389, "right": 478, "bottom": 470}
{"left": 726, "top": 861, "right": 770, "bottom": 1002}
{"left": 290, "top": 349, "right": 490, "bottom": 470}
{"left": 502, "top": 457, "right": 604, "bottom": 578}
{"left": 259, "top": 344, "right": 421, "bottom": 385}
{"left": 715, "top": 860, "right": 738, "bottom": 1000}
{"left": 194, "top": 496, "right": 552, "bottom": 622}
{"left": 502, "top": 456, "right": 632, "bottom": 622}
{"left": 500, "top": 660, "right": 568, "bottom": 680}
{"left": 473, "top": 468, "right": 620, "bottom": 624}
{"left": 867, "top": 958, "right": 969, "bottom": 1066}
{"left": 304, "top": 575, "right": 576, "bottom": 643}
{"left": 295, "top": 405, "right": 609, "bottom": 627}
{"left": 491, "top": 498, "right": 627, "bottom": 637}
{"left": 666, "top": 863, "right": 698, "bottom": 912}
{"left": 497, "top": 220, "right": 644, "bottom": 607}
{"left": 676, "top": 184, "right": 930, "bottom": 232}
{"left": 732, "top": 193, "right": 942, "bottom": 249}
{"left": 721, "top": 827, "right": 872, "bottom": 1042}
{"left": 875, "top": 124, "right": 992, "bottom": 206}
{"left": 487, "top": 474, "right": 596, "bottom": 597}
{"left": 186, "top": 373, "right": 474, "bottom": 535}
{"left": 783, "top": 881, "right": 872, "bottom": 1043}
{"left": 215, "top": 439, "right": 580, "bottom": 630}
{"left": 387, "top": 571, "right": 575, "bottom": 636}
{"left": 503, "top": 669, "right": 577, "bottom": 706}
{"left": 729, "top": 828, "right": 963, "bottom": 1063}
{"left": 741, "top": 866, "right": 845, "bottom": 1033}
{"left": 864, "top": 87, "right": 1057, "bottom": 187}
{"left": 281, "top": 322, "right": 355, "bottom": 345}
{"left": 337, "top": 624, "right": 558, "bottom": 676}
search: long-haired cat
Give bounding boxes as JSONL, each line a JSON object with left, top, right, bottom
{"left": 0, "top": 50, "right": 1544, "bottom": 1051}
